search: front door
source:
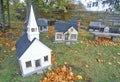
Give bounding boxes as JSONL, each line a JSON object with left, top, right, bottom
{"left": 40, "top": 26, "right": 43, "bottom": 31}
{"left": 65, "top": 34, "right": 69, "bottom": 40}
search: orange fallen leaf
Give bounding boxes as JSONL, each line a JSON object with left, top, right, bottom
{"left": 84, "top": 77, "right": 89, "bottom": 81}
{"left": 40, "top": 65, "right": 80, "bottom": 82}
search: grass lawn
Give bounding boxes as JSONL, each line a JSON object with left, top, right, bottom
{"left": 0, "top": 23, "right": 120, "bottom": 82}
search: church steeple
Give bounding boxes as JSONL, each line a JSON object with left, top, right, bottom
{"left": 27, "top": 5, "right": 39, "bottom": 41}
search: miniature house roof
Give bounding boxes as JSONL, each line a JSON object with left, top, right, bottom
{"left": 68, "top": 19, "right": 79, "bottom": 24}
{"left": 27, "top": 5, "right": 38, "bottom": 29}
{"left": 54, "top": 22, "right": 78, "bottom": 32}
{"left": 37, "top": 18, "right": 48, "bottom": 26}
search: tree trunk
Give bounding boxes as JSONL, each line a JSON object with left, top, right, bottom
{"left": 7, "top": 0, "right": 10, "bottom": 28}
{"left": 0, "top": 0, "right": 5, "bottom": 32}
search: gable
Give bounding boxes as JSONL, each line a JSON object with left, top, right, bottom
{"left": 67, "top": 26, "right": 78, "bottom": 34}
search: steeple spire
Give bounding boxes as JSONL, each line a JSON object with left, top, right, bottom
{"left": 27, "top": 5, "right": 39, "bottom": 41}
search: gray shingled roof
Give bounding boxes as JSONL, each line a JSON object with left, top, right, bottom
{"left": 54, "top": 22, "right": 78, "bottom": 32}
{"left": 15, "top": 33, "right": 35, "bottom": 58}
{"left": 68, "top": 19, "right": 79, "bottom": 24}
{"left": 37, "top": 18, "right": 48, "bottom": 26}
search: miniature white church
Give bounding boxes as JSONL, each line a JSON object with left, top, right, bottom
{"left": 15, "top": 5, "right": 52, "bottom": 77}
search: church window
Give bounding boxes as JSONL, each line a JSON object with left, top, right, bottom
{"left": 31, "top": 28, "right": 37, "bottom": 32}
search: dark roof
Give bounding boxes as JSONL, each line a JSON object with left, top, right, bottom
{"left": 54, "top": 22, "right": 78, "bottom": 32}
{"left": 15, "top": 33, "right": 35, "bottom": 58}
{"left": 37, "top": 18, "right": 48, "bottom": 26}
{"left": 68, "top": 19, "right": 79, "bottom": 24}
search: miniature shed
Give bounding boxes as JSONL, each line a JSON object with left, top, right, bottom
{"left": 89, "top": 21, "right": 105, "bottom": 32}
{"left": 16, "top": 5, "right": 52, "bottom": 77}
{"left": 37, "top": 18, "right": 48, "bottom": 32}
{"left": 54, "top": 22, "right": 78, "bottom": 43}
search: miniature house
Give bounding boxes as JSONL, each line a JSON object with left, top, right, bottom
{"left": 15, "top": 5, "right": 52, "bottom": 77}
{"left": 37, "top": 18, "right": 48, "bottom": 32}
{"left": 54, "top": 22, "right": 78, "bottom": 43}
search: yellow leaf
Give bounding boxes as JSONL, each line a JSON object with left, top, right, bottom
{"left": 117, "top": 53, "right": 120, "bottom": 56}
{"left": 11, "top": 46, "right": 16, "bottom": 51}
{"left": 117, "top": 61, "right": 120, "bottom": 64}
{"left": 108, "top": 62, "right": 112, "bottom": 65}
{"left": 48, "top": 66, "right": 52, "bottom": 71}
{"left": 77, "top": 75, "right": 82, "bottom": 80}
{"left": 85, "top": 65, "right": 89, "bottom": 68}
{"left": 64, "top": 62, "right": 67, "bottom": 65}
{"left": 70, "top": 72, "right": 73, "bottom": 76}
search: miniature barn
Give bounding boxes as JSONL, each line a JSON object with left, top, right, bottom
{"left": 16, "top": 5, "right": 52, "bottom": 77}
{"left": 54, "top": 22, "right": 78, "bottom": 43}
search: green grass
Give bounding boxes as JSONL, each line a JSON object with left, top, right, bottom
{"left": 1, "top": 29, "right": 120, "bottom": 82}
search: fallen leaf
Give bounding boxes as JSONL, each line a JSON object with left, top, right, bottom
{"left": 96, "top": 59, "right": 105, "bottom": 63}
{"left": 40, "top": 65, "right": 79, "bottom": 82}
{"left": 85, "top": 65, "right": 89, "bottom": 68}
{"left": 11, "top": 46, "right": 16, "bottom": 51}
{"left": 77, "top": 75, "right": 82, "bottom": 80}
{"left": 117, "top": 53, "right": 120, "bottom": 56}
{"left": 84, "top": 77, "right": 89, "bottom": 81}
{"left": 117, "top": 61, "right": 120, "bottom": 64}
{"left": 48, "top": 66, "right": 52, "bottom": 71}
{"left": 108, "top": 62, "right": 112, "bottom": 65}
{"left": 64, "top": 62, "right": 67, "bottom": 65}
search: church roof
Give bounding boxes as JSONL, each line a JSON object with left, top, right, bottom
{"left": 15, "top": 33, "right": 35, "bottom": 58}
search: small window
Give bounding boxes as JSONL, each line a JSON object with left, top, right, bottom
{"left": 71, "top": 34, "right": 76, "bottom": 39}
{"left": 26, "top": 61, "right": 32, "bottom": 68}
{"left": 44, "top": 55, "right": 48, "bottom": 62}
{"left": 57, "top": 34, "right": 62, "bottom": 39}
{"left": 87, "top": 3, "right": 91, "bottom": 8}
{"left": 92, "top": 2, "right": 98, "bottom": 7}
{"left": 44, "top": 26, "right": 47, "bottom": 29}
{"left": 71, "top": 28, "right": 73, "bottom": 32}
{"left": 35, "top": 59, "right": 41, "bottom": 67}
{"left": 31, "top": 28, "right": 37, "bottom": 32}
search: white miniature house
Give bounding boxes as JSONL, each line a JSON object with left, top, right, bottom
{"left": 54, "top": 22, "right": 78, "bottom": 43}
{"left": 15, "top": 5, "right": 52, "bottom": 77}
